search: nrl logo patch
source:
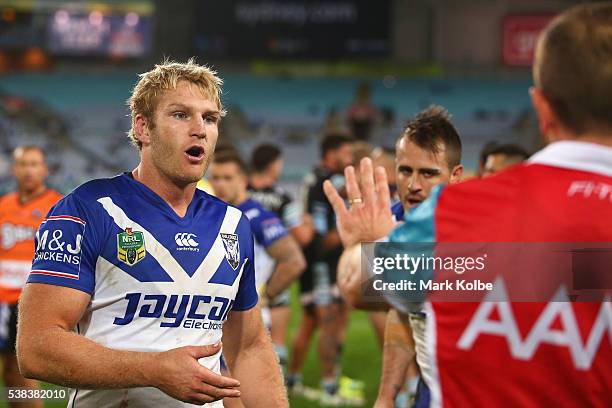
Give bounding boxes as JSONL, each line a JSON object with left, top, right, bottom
{"left": 117, "top": 227, "right": 146, "bottom": 266}
{"left": 220, "top": 233, "right": 240, "bottom": 270}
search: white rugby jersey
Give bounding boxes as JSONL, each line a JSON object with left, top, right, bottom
{"left": 28, "top": 173, "right": 258, "bottom": 407}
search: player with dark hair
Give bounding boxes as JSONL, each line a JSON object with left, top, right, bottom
{"left": 250, "top": 144, "right": 282, "bottom": 175}
{"left": 325, "top": 3, "right": 612, "bottom": 406}
{"left": 288, "top": 133, "right": 355, "bottom": 404}
{"left": 0, "top": 145, "right": 61, "bottom": 408}
{"left": 395, "top": 105, "right": 462, "bottom": 211}
{"left": 210, "top": 150, "right": 305, "bottom": 330}
{"left": 476, "top": 141, "right": 499, "bottom": 177}
{"left": 482, "top": 143, "right": 530, "bottom": 177}
{"left": 336, "top": 106, "right": 464, "bottom": 407}
{"left": 247, "top": 143, "right": 311, "bottom": 377}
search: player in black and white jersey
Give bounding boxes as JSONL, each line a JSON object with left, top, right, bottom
{"left": 247, "top": 144, "right": 313, "bottom": 376}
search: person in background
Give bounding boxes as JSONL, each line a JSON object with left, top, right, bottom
{"left": 210, "top": 149, "right": 306, "bottom": 356}
{"left": 247, "top": 143, "right": 311, "bottom": 376}
{"left": 0, "top": 145, "right": 61, "bottom": 408}
{"left": 326, "top": 4, "right": 612, "bottom": 405}
{"left": 476, "top": 141, "right": 499, "bottom": 177}
{"left": 288, "top": 133, "right": 355, "bottom": 405}
{"left": 347, "top": 82, "right": 378, "bottom": 142}
{"left": 336, "top": 106, "right": 464, "bottom": 408}
{"left": 482, "top": 143, "right": 529, "bottom": 177}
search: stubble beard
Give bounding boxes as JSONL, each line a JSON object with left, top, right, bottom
{"left": 150, "top": 138, "right": 205, "bottom": 188}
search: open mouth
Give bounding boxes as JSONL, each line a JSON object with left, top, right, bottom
{"left": 185, "top": 146, "right": 205, "bottom": 161}
{"left": 407, "top": 198, "right": 423, "bottom": 207}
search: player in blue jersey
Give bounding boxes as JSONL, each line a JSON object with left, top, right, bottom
{"left": 16, "top": 59, "right": 288, "bottom": 407}
{"left": 209, "top": 151, "right": 306, "bottom": 320}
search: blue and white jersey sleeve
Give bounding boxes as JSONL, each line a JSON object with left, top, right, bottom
{"left": 232, "top": 214, "right": 259, "bottom": 311}
{"left": 391, "top": 201, "right": 405, "bottom": 222}
{"left": 28, "top": 193, "right": 103, "bottom": 295}
{"left": 251, "top": 208, "right": 288, "bottom": 249}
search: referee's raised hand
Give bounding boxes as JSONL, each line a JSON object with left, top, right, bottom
{"left": 323, "top": 157, "right": 396, "bottom": 247}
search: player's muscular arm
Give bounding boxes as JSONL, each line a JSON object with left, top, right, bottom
{"left": 375, "top": 309, "right": 415, "bottom": 408}
{"left": 17, "top": 283, "right": 241, "bottom": 405}
{"left": 289, "top": 214, "right": 315, "bottom": 247}
{"left": 265, "top": 235, "right": 306, "bottom": 299}
{"left": 223, "top": 304, "right": 288, "bottom": 407}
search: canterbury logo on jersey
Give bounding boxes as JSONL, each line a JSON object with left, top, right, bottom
{"left": 1, "top": 223, "right": 36, "bottom": 250}
{"left": 175, "top": 233, "right": 199, "bottom": 251}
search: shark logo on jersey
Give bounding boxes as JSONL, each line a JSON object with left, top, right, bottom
{"left": 220, "top": 233, "right": 240, "bottom": 270}
{"left": 117, "top": 228, "right": 146, "bottom": 266}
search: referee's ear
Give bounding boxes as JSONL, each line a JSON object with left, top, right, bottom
{"left": 530, "top": 87, "right": 566, "bottom": 143}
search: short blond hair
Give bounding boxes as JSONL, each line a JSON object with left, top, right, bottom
{"left": 127, "top": 58, "right": 226, "bottom": 148}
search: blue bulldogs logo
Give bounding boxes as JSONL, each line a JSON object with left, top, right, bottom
{"left": 220, "top": 233, "right": 240, "bottom": 270}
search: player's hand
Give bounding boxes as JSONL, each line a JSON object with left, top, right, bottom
{"left": 323, "top": 157, "right": 396, "bottom": 247}
{"left": 151, "top": 342, "right": 241, "bottom": 405}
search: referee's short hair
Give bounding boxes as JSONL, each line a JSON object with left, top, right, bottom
{"left": 534, "top": 3, "right": 612, "bottom": 134}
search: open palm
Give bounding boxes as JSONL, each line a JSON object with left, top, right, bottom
{"left": 323, "top": 158, "right": 397, "bottom": 247}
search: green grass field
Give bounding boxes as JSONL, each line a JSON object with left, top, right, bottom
{"left": 286, "top": 296, "right": 382, "bottom": 407}
{"left": 0, "top": 284, "right": 382, "bottom": 407}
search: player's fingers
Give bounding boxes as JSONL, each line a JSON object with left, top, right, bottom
{"left": 323, "top": 180, "right": 349, "bottom": 218}
{"left": 344, "top": 165, "right": 362, "bottom": 202}
{"left": 197, "top": 382, "right": 242, "bottom": 400}
{"left": 374, "top": 166, "right": 391, "bottom": 211}
{"left": 185, "top": 392, "right": 216, "bottom": 405}
{"left": 198, "top": 368, "right": 241, "bottom": 389}
{"left": 360, "top": 158, "right": 376, "bottom": 208}
{"left": 192, "top": 342, "right": 222, "bottom": 359}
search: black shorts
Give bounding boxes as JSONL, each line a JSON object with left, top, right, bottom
{"left": 299, "top": 260, "right": 341, "bottom": 307}
{"left": 0, "top": 302, "right": 18, "bottom": 353}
